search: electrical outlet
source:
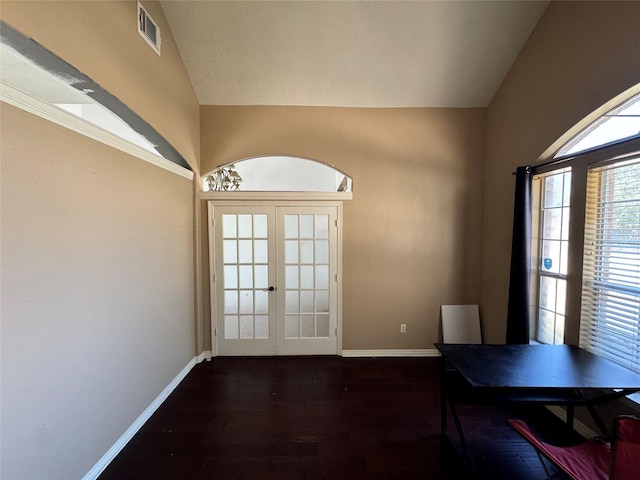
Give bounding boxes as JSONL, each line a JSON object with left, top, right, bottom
{"left": 400, "top": 324, "right": 406, "bottom": 333}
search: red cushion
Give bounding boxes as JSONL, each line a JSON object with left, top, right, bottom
{"left": 508, "top": 419, "right": 610, "bottom": 480}
{"left": 612, "top": 417, "right": 640, "bottom": 480}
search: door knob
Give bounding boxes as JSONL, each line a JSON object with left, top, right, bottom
{"left": 263, "top": 286, "right": 276, "bottom": 292}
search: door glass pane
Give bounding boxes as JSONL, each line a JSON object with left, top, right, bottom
{"left": 255, "top": 290, "right": 268, "bottom": 314}
{"left": 315, "top": 265, "right": 329, "bottom": 289}
{"left": 301, "top": 315, "right": 315, "bottom": 337}
{"left": 285, "top": 240, "right": 298, "bottom": 263}
{"left": 300, "top": 266, "right": 314, "bottom": 289}
{"left": 239, "top": 290, "right": 253, "bottom": 313}
{"left": 316, "top": 291, "right": 329, "bottom": 313}
{"left": 300, "top": 215, "right": 314, "bottom": 237}
{"left": 224, "top": 266, "right": 238, "bottom": 289}
{"left": 317, "top": 314, "right": 330, "bottom": 337}
{"left": 223, "top": 240, "right": 237, "bottom": 263}
{"left": 315, "top": 215, "right": 329, "bottom": 239}
{"left": 254, "top": 240, "right": 268, "bottom": 263}
{"left": 239, "top": 265, "right": 253, "bottom": 288}
{"left": 238, "top": 239, "right": 253, "bottom": 263}
{"left": 254, "top": 265, "right": 268, "bottom": 289}
{"left": 225, "top": 316, "right": 239, "bottom": 339}
{"left": 223, "top": 214, "right": 237, "bottom": 238}
{"left": 238, "top": 214, "right": 252, "bottom": 237}
{"left": 240, "top": 315, "right": 254, "bottom": 338}
{"left": 286, "top": 291, "right": 299, "bottom": 314}
{"left": 300, "top": 291, "right": 314, "bottom": 312}
{"left": 255, "top": 316, "right": 269, "bottom": 338}
{"left": 254, "top": 214, "right": 267, "bottom": 238}
{"left": 315, "top": 240, "right": 329, "bottom": 263}
{"left": 300, "top": 240, "right": 314, "bottom": 263}
{"left": 286, "top": 266, "right": 299, "bottom": 288}
{"left": 224, "top": 291, "right": 238, "bottom": 313}
{"left": 286, "top": 316, "right": 300, "bottom": 338}
{"left": 285, "top": 215, "right": 298, "bottom": 238}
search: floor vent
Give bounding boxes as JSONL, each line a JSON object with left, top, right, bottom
{"left": 138, "top": 2, "right": 161, "bottom": 55}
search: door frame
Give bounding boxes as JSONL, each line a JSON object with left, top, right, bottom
{"left": 207, "top": 198, "right": 344, "bottom": 357}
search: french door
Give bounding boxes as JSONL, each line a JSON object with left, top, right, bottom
{"left": 209, "top": 202, "right": 340, "bottom": 356}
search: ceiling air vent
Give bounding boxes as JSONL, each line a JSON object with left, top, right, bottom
{"left": 138, "top": 2, "right": 161, "bottom": 55}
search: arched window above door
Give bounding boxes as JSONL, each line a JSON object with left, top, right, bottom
{"left": 203, "top": 156, "right": 352, "bottom": 193}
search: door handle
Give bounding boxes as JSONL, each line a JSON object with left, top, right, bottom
{"left": 263, "top": 286, "right": 276, "bottom": 292}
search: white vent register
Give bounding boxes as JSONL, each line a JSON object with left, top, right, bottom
{"left": 138, "top": 2, "right": 161, "bottom": 55}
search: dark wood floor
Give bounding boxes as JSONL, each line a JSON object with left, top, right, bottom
{"left": 99, "top": 356, "right": 580, "bottom": 479}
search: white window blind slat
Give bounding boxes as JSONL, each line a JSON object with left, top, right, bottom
{"left": 580, "top": 157, "right": 640, "bottom": 374}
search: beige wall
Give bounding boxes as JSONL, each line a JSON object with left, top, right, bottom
{"left": 200, "top": 106, "right": 486, "bottom": 350}
{"left": 0, "top": 2, "right": 199, "bottom": 478}
{"left": 0, "top": 0, "right": 200, "bottom": 171}
{"left": 482, "top": 1, "right": 640, "bottom": 343}
{"left": 1, "top": 104, "right": 195, "bottom": 479}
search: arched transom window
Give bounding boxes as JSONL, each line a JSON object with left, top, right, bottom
{"left": 203, "top": 156, "right": 352, "bottom": 193}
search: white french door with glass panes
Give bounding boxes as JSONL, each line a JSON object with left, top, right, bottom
{"left": 209, "top": 203, "right": 340, "bottom": 356}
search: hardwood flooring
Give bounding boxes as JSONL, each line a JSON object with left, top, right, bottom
{"left": 99, "top": 356, "right": 579, "bottom": 479}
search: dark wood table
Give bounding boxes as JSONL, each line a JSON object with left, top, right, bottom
{"left": 435, "top": 343, "right": 640, "bottom": 473}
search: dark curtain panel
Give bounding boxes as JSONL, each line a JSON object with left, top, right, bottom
{"left": 506, "top": 166, "right": 532, "bottom": 344}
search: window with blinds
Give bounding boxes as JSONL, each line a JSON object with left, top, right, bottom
{"left": 580, "top": 156, "right": 640, "bottom": 374}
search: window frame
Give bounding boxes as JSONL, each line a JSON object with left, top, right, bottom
{"left": 532, "top": 168, "right": 572, "bottom": 345}
{"left": 531, "top": 137, "right": 640, "bottom": 353}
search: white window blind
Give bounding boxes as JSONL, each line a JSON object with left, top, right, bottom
{"left": 580, "top": 156, "right": 640, "bottom": 373}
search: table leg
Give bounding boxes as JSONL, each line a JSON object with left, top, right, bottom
{"left": 586, "top": 404, "right": 607, "bottom": 434}
{"left": 440, "top": 358, "right": 447, "bottom": 433}
{"left": 566, "top": 405, "right": 574, "bottom": 430}
{"left": 438, "top": 356, "right": 478, "bottom": 477}
{"left": 441, "top": 390, "right": 447, "bottom": 433}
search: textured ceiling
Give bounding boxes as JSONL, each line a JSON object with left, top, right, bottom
{"left": 161, "top": 1, "right": 548, "bottom": 108}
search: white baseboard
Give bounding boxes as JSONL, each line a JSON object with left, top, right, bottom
{"left": 545, "top": 405, "right": 599, "bottom": 438}
{"left": 197, "top": 350, "right": 213, "bottom": 362}
{"left": 82, "top": 356, "right": 199, "bottom": 480}
{"left": 341, "top": 348, "right": 440, "bottom": 357}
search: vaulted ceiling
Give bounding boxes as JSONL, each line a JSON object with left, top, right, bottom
{"left": 160, "top": 1, "right": 549, "bottom": 108}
